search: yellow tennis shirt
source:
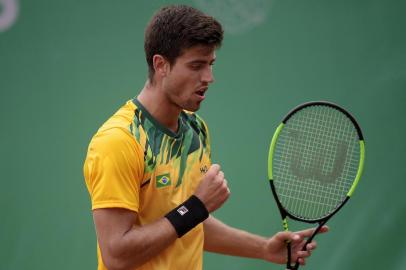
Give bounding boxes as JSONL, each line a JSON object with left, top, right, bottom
{"left": 84, "top": 99, "right": 212, "bottom": 270}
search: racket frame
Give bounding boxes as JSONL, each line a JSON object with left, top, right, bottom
{"left": 267, "top": 101, "right": 365, "bottom": 270}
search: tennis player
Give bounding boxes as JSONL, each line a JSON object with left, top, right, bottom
{"left": 83, "top": 5, "right": 328, "bottom": 270}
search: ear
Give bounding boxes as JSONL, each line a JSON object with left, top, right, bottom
{"left": 153, "top": 55, "right": 169, "bottom": 77}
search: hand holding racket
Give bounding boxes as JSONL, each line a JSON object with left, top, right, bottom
{"left": 268, "top": 101, "right": 365, "bottom": 270}
{"left": 263, "top": 226, "right": 328, "bottom": 266}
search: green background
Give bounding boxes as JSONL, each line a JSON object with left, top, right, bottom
{"left": 1, "top": 0, "right": 405, "bottom": 269}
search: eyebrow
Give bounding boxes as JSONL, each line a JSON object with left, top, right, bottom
{"left": 187, "top": 58, "right": 216, "bottom": 65}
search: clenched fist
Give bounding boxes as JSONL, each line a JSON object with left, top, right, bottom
{"left": 194, "top": 164, "right": 230, "bottom": 213}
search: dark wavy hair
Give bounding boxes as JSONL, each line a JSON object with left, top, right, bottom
{"left": 144, "top": 5, "right": 224, "bottom": 83}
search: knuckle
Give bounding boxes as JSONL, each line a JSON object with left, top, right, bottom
{"left": 218, "top": 172, "right": 224, "bottom": 180}
{"left": 215, "top": 175, "right": 224, "bottom": 184}
{"left": 214, "top": 176, "right": 221, "bottom": 184}
{"left": 212, "top": 164, "right": 220, "bottom": 171}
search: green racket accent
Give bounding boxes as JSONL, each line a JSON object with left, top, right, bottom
{"left": 282, "top": 218, "right": 289, "bottom": 231}
{"left": 268, "top": 123, "right": 284, "bottom": 180}
{"left": 347, "top": 140, "right": 365, "bottom": 197}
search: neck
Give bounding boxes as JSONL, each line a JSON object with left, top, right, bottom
{"left": 137, "top": 80, "right": 181, "bottom": 133}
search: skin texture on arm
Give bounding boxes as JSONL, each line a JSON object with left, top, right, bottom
{"left": 203, "top": 216, "right": 329, "bottom": 266}
{"left": 203, "top": 215, "right": 268, "bottom": 259}
{"left": 93, "top": 208, "right": 177, "bottom": 270}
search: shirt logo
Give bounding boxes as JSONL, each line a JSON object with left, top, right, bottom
{"left": 156, "top": 173, "right": 171, "bottom": 188}
{"left": 200, "top": 165, "right": 208, "bottom": 174}
{"left": 177, "top": 206, "right": 189, "bottom": 216}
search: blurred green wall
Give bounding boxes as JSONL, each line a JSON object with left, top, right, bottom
{"left": 1, "top": 0, "right": 405, "bottom": 269}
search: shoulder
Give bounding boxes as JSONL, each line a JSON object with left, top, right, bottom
{"left": 98, "top": 100, "right": 137, "bottom": 133}
{"left": 87, "top": 100, "right": 142, "bottom": 156}
{"left": 90, "top": 127, "right": 135, "bottom": 152}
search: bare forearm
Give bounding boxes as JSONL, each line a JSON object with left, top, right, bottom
{"left": 203, "top": 216, "right": 267, "bottom": 260}
{"left": 104, "top": 218, "right": 177, "bottom": 270}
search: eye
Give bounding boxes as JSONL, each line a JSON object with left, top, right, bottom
{"left": 190, "top": 64, "right": 203, "bottom": 70}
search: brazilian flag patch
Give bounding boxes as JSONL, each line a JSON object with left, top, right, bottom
{"left": 156, "top": 173, "right": 171, "bottom": 188}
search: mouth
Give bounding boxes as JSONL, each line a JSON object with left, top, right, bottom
{"left": 195, "top": 88, "right": 207, "bottom": 98}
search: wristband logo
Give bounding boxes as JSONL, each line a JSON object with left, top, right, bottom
{"left": 156, "top": 173, "right": 171, "bottom": 188}
{"left": 177, "top": 206, "right": 189, "bottom": 216}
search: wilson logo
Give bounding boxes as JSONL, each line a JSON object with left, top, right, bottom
{"left": 289, "top": 130, "right": 349, "bottom": 184}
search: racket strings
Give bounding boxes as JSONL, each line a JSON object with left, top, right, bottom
{"left": 273, "top": 105, "right": 360, "bottom": 220}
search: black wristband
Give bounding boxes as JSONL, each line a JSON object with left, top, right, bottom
{"left": 165, "top": 195, "right": 209, "bottom": 238}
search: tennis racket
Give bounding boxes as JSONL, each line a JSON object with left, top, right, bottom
{"left": 267, "top": 101, "right": 365, "bottom": 270}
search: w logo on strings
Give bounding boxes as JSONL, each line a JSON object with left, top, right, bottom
{"left": 288, "top": 130, "right": 349, "bottom": 184}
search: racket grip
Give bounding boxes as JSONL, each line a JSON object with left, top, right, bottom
{"left": 293, "top": 221, "right": 327, "bottom": 270}
{"left": 286, "top": 241, "right": 292, "bottom": 269}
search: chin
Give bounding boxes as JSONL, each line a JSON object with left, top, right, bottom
{"left": 187, "top": 107, "right": 200, "bottom": 112}
{"left": 184, "top": 104, "right": 200, "bottom": 112}
{"left": 181, "top": 101, "right": 202, "bottom": 112}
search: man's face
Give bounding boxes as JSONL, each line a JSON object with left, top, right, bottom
{"left": 162, "top": 45, "right": 216, "bottom": 112}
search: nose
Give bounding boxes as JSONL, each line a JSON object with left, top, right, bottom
{"left": 201, "top": 66, "right": 214, "bottom": 84}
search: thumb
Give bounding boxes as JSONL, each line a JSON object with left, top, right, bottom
{"left": 206, "top": 164, "right": 221, "bottom": 178}
{"left": 275, "top": 231, "right": 302, "bottom": 243}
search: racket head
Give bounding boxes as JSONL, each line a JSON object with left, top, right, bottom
{"left": 268, "top": 101, "right": 365, "bottom": 223}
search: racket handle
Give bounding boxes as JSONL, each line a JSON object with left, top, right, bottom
{"left": 293, "top": 221, "right": 327, "bottom": 270}
{"left": 286, "top": 241, "right": 292, "bottom": 269}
